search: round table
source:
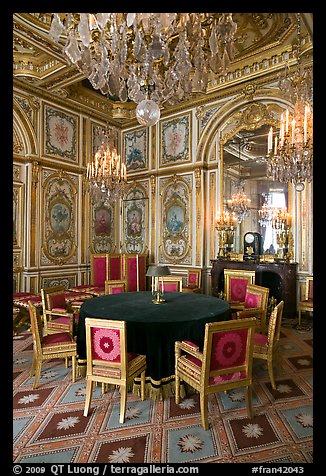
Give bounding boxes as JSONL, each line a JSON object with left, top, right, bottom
{"left": 77, "top": 291, "right": 231, "bottom": 387}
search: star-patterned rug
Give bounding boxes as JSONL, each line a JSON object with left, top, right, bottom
{"left": 13, "top": 319, "right": 313, "bottom": 464}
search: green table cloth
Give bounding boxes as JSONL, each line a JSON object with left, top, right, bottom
{"left": 77, "top": 291, "right": 231, "bottom": 382}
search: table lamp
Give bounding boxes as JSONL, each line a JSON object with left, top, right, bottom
{"left": 146, "top": 265, "right": 171, "bottom": 304}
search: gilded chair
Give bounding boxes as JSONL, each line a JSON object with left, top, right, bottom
{"left": 182, "top": 268, "right": 202, "bottom": 293}
{"left": 224, "top": 269, "right": 255, "bottom": 311}
{"left": 159, "top": 275, "right": 183, "bottom": 292}
{"left": 298, "top": 276, "right": 313, "bottom": 326}
{"left": 175, "top": 317, "right": 257, "bottom": 430}
{"left": 236, "top": 284, "right": 270, "bottom": 334}
{"left": 41, "top": 285, "right": 77, "bottom": 336}
{"left": 253, "top": 300, "right": 284, "bottom": 390}
{"left": 83, "top": 318, "right": 147, "bottom": 423}
{"left": 105, "top": 280, "right": 127, "bottom": 295}
{"left": 28, "top": 301, "right": 77, "bottom": 389}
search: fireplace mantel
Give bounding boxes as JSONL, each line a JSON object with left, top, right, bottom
{"left": 210, "top": 259, "right": 298, "bottom": 318}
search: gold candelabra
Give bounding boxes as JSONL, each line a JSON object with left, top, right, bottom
{"left": 272, "top": 209, "right": 293, "bottom": 261}
{"left": 216, "top": 211, "right": 237, "bottom": 258}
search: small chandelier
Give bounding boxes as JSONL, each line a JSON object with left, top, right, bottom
{"left": 227, "top": 184, "right": 251, "bottom": 223}
{"left": 267, "top": 13, "right": 313, "bottom": 192}
{"left": 48, "top": 13, "right": 238, "bottom": 127}
{"left": 86, "top": 128, "right": 127, "bottom": 204}
{"left": 258, "top": 193, "right": 276, "bottom": 227}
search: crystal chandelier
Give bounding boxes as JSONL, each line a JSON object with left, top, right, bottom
{"left": 48, "top": 13, "right": 238, "bottom": 127}
{"left": 227, "top": 184, "right": 251, "bottom": 223}
{"left": 258, "top": 193, "right": 276, "bottom": 227}
{"left": 86, "top": 128, "right": 127, "bottom": 204}
{"left": 267, "top": 13, "right": 313, "bottom": 192}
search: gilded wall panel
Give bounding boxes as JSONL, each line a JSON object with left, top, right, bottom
{"left": 92, "top": 122, "right": 119, "bottom": 156}
{"left": 122, "top": 182, "right": 149, "bottom": 254}
{"left": 159, "top": 113, "right": 191, "bottom": 167}
{"left": 159, "top": 175, "right": 192, "bottom": 264}
{"left": 43, "top": 104, "right": 78, "bottom": 162}
{"left": 41, "top": 170, "right": 77, "bottom": 265}
{"left": 123, "top": 127, "right": 148, "bottom": 171}
{"left": 91, "top": 201, "right": 115, "bottom": 254}
{"left": 40, "top": 275, "right": 77, "bottom": 289}
{"left": 13, "top": 183, "right": 24, "bottom": 249}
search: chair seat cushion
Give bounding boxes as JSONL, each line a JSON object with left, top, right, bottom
{"left": 254, "top": 333, "right": 268, "bottom": 346}
{"left": 42, "top": 332, "right": 74, "bottom": 346}
{"left": 91, "top": 353, "right": 146, "bottom": 380}
{"left": 51, "top": 307, "right": 69, "bottom": 314}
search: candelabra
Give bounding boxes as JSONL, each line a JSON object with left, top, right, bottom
{"left": 216, "top": 211, "right": 237, "bottom": 258}
{"left": 272, "top": 209, "right": 293, "bottom": 261}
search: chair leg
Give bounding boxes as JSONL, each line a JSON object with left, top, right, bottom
{"left": 30, "top": 355, "right": 36, "bottom": 377}
{"left": 298, "top": 309, "right": 301, "bottom": 326}
{"left": 199, "top": 393, "right": 208, "bottom": 430}
{"left": 175, "top": 373, "right": 180, "bottom": 404}
{"left": 267, "top": 359, "right": 276, "bottom": 390}
{"left": 33, "top": 362, "right": 42, "bottom": 389}
{"left": 119, "top": 385, "right": 127, "bottom": 424}
{"left": 65, "top": 357, "right": 68, "bottom": 368}
{"left": 140, "top": 370, "right": 146, "bottom": 401}
{"left": 71, "top": 355, "right": 76, "bottom": 383}
{"left": 83, "top": 378, "right": 93, "bottom": 417}
{"left": 245, "top": 385, "right": 253, "bottom": 418}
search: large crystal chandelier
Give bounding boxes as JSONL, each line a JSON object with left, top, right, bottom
{"left": 86, "top": 127, "right": 127, "bottom": 204}
{"left": 48, "top": 13, "right": 238, "bottom": 126}
{"left": 266, "top": 13, "right": 313, "bottom": 192}
{"left": 227, "top": 184, "right": 251, "bottom": 223}
{"left": 258, "top": 193, "right": 276, "bottom": 227}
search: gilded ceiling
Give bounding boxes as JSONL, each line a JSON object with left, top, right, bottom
{"left": 13, "top": 13, "right": 313, "bottom": 127}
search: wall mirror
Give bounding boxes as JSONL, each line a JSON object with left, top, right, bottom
{"left": 222, "top": 123, "right": 289, "bottom": 255}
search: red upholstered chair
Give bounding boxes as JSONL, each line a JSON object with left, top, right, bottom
{"left": 253, "top": 300, "right": 284, "bottom": 389}
{"left": 175, "top": 317, "right": 257, "bottom": 430}
{"left": 158, "top": 276, "right": 183, "bottom": 292}
{"left": 91, "top": 253, "right": 108, "bottom": 288}
{"left": 28, "top": 301, "right": 77, "bottom": 389}
{"left": 124, "top": 253, "right": 147, "bottom": 292}
{"left": 105, "top": 280, "right": 127, "bottom": 294}
{"left": 182, "top": 269, "right": 202, "bottom": 293}
{"left": 236, "top": 284, "right": 270, "bottom": 334}
{"left": 224, "top": 269, "right": 255, "bottom": 311}
{"left": 83, "top": 318, "right": 147, "bottom": 423}
{"left": 41, "top": 286, "right": 78, "bottom": 336}
{"left": 298, "top": 276, "right": 313, "bottom": 326}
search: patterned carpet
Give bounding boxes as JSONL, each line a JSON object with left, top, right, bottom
{"left": 13, "top": 317, "right": 313, "bottom": 464}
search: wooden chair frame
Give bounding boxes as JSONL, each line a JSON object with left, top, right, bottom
{"left": 105, "top": 279, "right": 127, "bottom": 294}
{"left": 28, "top": 301, "right": 77, "bottom": 389}
{"left": 83, "top": 317, "right": 147, "bottom": 423}
{"left": 175, "top": 317, "right": 257, "bottom": 430}
{"left": 298, "top": 276, "right": 313, "bottom": 326}
{"left": 237, "top": 284, "right": 270, "bottom": 334}
{"left": 253, "top": 300, "right": 284, "bottom": 389}
{"left": 40, "top": 285, "right": 74, "bottom": 336}
{"left": 224, "top": 269, "right": 256, "bottom": 310}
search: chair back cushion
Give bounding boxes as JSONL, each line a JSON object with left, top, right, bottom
{"left": 159, "top": 281, "right": 179, "bottom": 292}
{"left": 125, "top": 255, "right": 138, "bottom": 292}
{"left": 211, "top": 328, "right": 249, "bottom": 371}
{"left": 188, "top": 271, "right": 200, "bottom": 287}
{"left": 229, "top": 278, "right": 248, "bottom": 302}
{"left": 92, "top": 255, "right": 107, "bottom": 287}
{"left": 108, "top": 255, "right": 123, "bottom": 281}
{"left": 244, "top": 290, "right": 262, "bottom": 309}
{"left": 46, "top": 291, "right": 66, "bottom": 311}
{"left": 91, "top": 327, "right": 121, "bottom": 363}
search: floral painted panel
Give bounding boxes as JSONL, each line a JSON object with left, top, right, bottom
{"left": 199, "top": 106, "right": 219, "bottom": 134}
{"left": 42, "top": 173, "right": 77, "bottom": 264}
{"left": 160, "top": 177, "right": 191, "bottom": 263}
{"left": 161, "top": 114, "right": 191, "bottom": 166}
{"left": 91, "top": 201, "right": 115, "bottom": 253}
{"left": 123, "top": 186, "right": 148, "bottom": 254}
{"left": 44, "top": 105, "right": 77, "bottom": 161}
{"left": 92, "top": 123, "right": 118, "bottom": 156}
{"left": 123, "top": 128, "right": 148, "bottom": 171}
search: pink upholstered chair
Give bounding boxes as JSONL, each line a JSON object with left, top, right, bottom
{"left": 236, "top": 284, "right": 270, "bottom": 334}
{"left": 83, "top": 318, "right": 147, "bottom": 423}
{"left": 253, "top": 301, "right": 284, "bottom": 389}
{"left": 41, "top": 286, "right": 77, "bottom": 336}
{"left": 107, "top": 253, "right": 124, "bottom": 281}
{"left": 28, "top": 301, "right": 77, "bottom": 389}
{"left": 298, "top": 276, "right": 313, "bottom": 326}
{"left": 224, "top": 269, "right": 255, "bottom": 311}
{"left": 175, "top": 317, "right": 257, "bottom": 430}
{"left": 90, "top": 253, "right": 108, "bottom": 289}
{"left": 182, "top": 269, "right": 202, "bottom": 293}
{"left": 105, "top": 280, "right": 127, "bottom": 294}
{"left": 158, "top": 276, "right": 183, "bottom": 292}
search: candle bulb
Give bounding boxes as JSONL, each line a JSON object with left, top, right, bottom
{"left": 304, "top": 105, "right": 308, "bottom": 143}
{"left": 268, "top": 126, "right": 273, "bottom": 153}
{"left": 285, "top": 109, "right": 289, "bottom": 133}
